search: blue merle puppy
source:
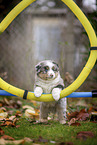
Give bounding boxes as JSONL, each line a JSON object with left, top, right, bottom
{"left": 34, "top": 60, "right": 67, "bottom": 124}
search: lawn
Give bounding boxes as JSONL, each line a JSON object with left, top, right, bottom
{"left": 0, "top": 97, "right": 97, "bottom": 145}
{"left": 3, "top": 120, "right": 97, "bottom": 145}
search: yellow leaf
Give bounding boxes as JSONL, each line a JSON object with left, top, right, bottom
{"left": 23, "top": 105, "right": 35, "bottom": 111}
{"left": 0, "top": 112, "right": 8, "bottom": 119}
{"left": 25, "top": 109, "right": 39, "bottom": 119}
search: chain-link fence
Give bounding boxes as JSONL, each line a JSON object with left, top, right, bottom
{"left": 0, "top": 10, "right": 34, "bottom": 90}
{"left": 0, "top": 4, "right": 96, "bottom": 92}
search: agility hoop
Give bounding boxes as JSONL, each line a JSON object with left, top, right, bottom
{"left": 0, "top": 0, "right": 97, "bottom": 102}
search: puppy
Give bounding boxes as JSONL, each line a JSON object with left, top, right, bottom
{"left": 34, "top": 60, "right": 67, "bottom": 124}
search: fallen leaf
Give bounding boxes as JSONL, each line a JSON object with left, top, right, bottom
{"left": 9, "top": 100, "right": 22, "bottom": 109}
{"left": 71, "top": 122, "right": 81, "bottom": 126}
{"left": 0, "top": 138, "right": 5, "bottom": 145}
{"left": 16, "top": 100, "right": 22, "bottom": 107}
{"left": 76, "top": 131, "right": 95, "bottom": 140}
{"left": 3, "top": 98, "right": 10, "bottom": 106}
{"left": 24, "top": 137, "right": 33, "bottom": 142}
{"left": 16, "top": 125, "right": 20, "bottom": 128}
{"left": 0, "top": 138, "right": 25, "bottom": 145}
{"left": 33, "top": 143, "right": 40, "bottom": 145}
{"left": 59, "top": 142, "right": 73, "bottom": 145}
{"left": 67, "top": 111, "right": 78, "bottom": 120}
{"left": 0, "top": 118, "right": 18, "bottom": 127}
{"left": 9, "top": 116, "right": 16, "bottom": 121}
{"left": 0, "top": 103, "right": 2, "bottom": 107}
{"left": 36, "top": 136, "right": 48, "bottom": 143}
{"left": 23, "top": 105, "right": 35, "bottom": 110}
{"left": 50, "top": 140, "right": 56, "bottom": 144}
{"left": 25, "top": 109, "right": 39, "bottom": 120}
{"left": 15, "top": 110, "right": 22, "bottom": 117}
{"left": 30, "top": 101, "right": 37, "bottom": 107}
{"left": 1, "top": 135, "right": 14, "bottom": 140}
{"left": 68, "top": 118, "right": 77, "bottom": 126}
{"left": 77, "top": 112, "right": 89, "bottom": 121}
{"left": 13, "top": 118, "right": 17, "bottom": 125}
{"left": 59, "top": 142, "right": 65, "bottom": 145}
{"left": 0, "top": 127, "right": 4, "bottom": 135}
{"left": 65, "top": 142, "right": 73, "bottom": 145}
{"left": 67, "top": 109, "right": 90, "bottom": 121}
{"left": 0, "top": 107, "right": 7, "bottom": 112}
{"left": 0, "top": 120, "right": 13, "bottom": 126}
{"left": 0, "top": 112, "right": 8, "bottom": 119}
{"left": 88, "top": 107, "right": 93, "bottom": 113}
{"left": 90, "top": 111, "right": 97, "bottom": 121}
{"left": 7, "top": 110, "right": 14, "bottom": 115}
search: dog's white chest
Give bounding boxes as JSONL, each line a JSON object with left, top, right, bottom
{"left": 35, "top": 74, "right": 64, "bottom": 94}
{"left": 36, "top": 81, "right": 55, "bottom": 93}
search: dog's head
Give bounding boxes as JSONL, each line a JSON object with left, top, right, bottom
{"left": 35, "top": 60, "right": 59, "bottom": 80}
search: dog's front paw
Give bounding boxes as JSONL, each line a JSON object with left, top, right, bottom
{"left": 34, "top": 87, "right": 43, "bottom": 97}
{"left": 52, "top": 88, "right": 61, "bottom": 101}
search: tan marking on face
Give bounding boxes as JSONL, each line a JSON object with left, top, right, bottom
{"left": 38, "top": 72, "right": 58, "bottom": 80}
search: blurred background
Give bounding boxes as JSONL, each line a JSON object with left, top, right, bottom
{"left": 0, "top": 0, "right": 97, "bottom": 91}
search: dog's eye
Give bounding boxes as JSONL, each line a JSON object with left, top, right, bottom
{"left": 52, "top": 66, "right": 57, "bottom": 71}
{"left": 44, "top": 66, "right": 49, "bottom": 72}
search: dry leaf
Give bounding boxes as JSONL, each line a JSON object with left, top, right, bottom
{"left": 16, "top": 125, "right": 20, "bottom": 128}
{"left": 71, "top": 122, "right": 81, "bottom": 126}
{"left": 67, "top": 109, "right": 90, "bottom": 121}
{"left": 68, "top": 118, "right": 81, "bottom": 126}
{"left": 15, "top": 111, "right": 22, "bottom": 117}
{"left": 25, "top": 109, "right": 39, "bottom": 120}
{"left": 23, "top": 105, "right": 35, "bottom": 110}
{"left": 0, "top": 118, "right": 17, "bottom": 127}
{"left": 0, "top": 103, "right": 3, "bottom": 107}
{"left": 0, "top": 138, "right": 5, "bottom": 145}
{"left": 13, "top": 118, "right": 17, "bottom": 125}
{"left": 30, "top": 100, "right": 37, "bottom": 107}
{"left": 33, "top": 136, "right": 48, "bottom": 143}
{"left": 77, "top": 112, "right": 89, "bottom": 121}
{"left": 0, "top": 138, "right": 25, "bottom": 145}
{"left": 76, "top": 131, "right": 95, "bottom": 140}
{"left": 0, "top": 107, "right": 7, "bottom": 112}
{"left": 1, "top": 135, "right": 15, "bottom": 140}
{"left": 0, "top": 127, "right": 4, "bottom": 135}
{"left": 88, "top": 107, "right": 93, "bottom": 113}
{"left": 9, "top": 116, "right": 16, "bottom": 121}
{"left": 0, "top": 112, "right": 8, "bottom": 119}
{"left": 59, "top": 141, "right": 73, "bottom": 145}
{"left": 67, "top": 111, "right": 78, "bottom": 120}
{"left": 3, "top": 98, "right": 10, "bottom": 106}
{"left": 24, "top": 137, "right": 32, "bottom": 142}
{"left": 68, "top": 118, "right": 77, "bottom": 126}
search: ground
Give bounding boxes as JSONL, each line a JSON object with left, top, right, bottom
{"left": 0, "top": 96, "right": 97, "bottom": 145}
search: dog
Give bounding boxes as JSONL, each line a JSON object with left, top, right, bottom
{"left": 34, "top": 60, "right": 67, "bottom": 124}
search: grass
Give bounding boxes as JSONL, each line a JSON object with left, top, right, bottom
{"left": 2, "top": 118, "right": 97, "bottom": 145}
{"left": 0, "top": 97, "right": 97, "bottom": 145}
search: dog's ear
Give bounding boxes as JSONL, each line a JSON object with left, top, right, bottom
{"left": 52, "top": 62, "right": 59, "bottom": 68}
{"left": 35, "top": 64, "right": 41, "bottom": 72}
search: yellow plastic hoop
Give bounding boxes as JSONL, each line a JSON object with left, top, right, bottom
{"left": 0, "top": 0, "right": 97, "bottom": 102}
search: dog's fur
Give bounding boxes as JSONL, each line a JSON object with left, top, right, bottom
{"left": 34, "top": 60, "right": 67, "bottom": 124}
